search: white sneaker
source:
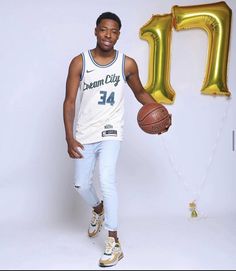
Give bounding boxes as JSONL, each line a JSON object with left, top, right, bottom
{"left": 88, "top": 210, "right": 104, "bottom": 238}
{"left": 99, "top": 237, "right": 124, "bottom": 267}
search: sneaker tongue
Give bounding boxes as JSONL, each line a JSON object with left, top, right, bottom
{"left": 92, "top": 210, "right": 98, "bottom": 216}
{"left": 105, "top": 237, "right": 115, "bottom": 253}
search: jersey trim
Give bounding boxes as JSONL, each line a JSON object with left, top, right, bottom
{"left": 80, "top": 53, "right": 85, "bottom": 81}
{"left": 122, "top": 54, "right": 126, "bottom": 82}
{"left": 88, "top": 50, "right": 118, "bottom": 68}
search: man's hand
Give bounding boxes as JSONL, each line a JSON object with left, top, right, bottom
{"left": 66, "top": 138, "right": 84, "bottom": 159}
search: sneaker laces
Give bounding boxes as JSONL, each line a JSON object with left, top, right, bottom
{"left": 104, "top": 238, "right": 115, "bottom": 255}
{"left": 90, "top": 211, "right": 99, "bottom": 226}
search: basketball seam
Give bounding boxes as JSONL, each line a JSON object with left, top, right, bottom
{"left": 140, "top": 114, "right": 170, "bottom": 127}
{"left": 137, "top": 106, "right": 166, "bottom": 122}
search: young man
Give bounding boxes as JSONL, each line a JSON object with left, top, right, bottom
{"left": 63, "top": 12, "right": 168, "bottom": 267}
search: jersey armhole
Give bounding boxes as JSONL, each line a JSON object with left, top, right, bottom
{"left": 80, "top": 53, "right": 85, "bottom": 81}
{"left": 122, "top": 54, "right": 127, "bottom": 83}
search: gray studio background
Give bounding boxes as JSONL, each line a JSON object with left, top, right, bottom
{"left": 0, "top": 0, "right": 236, "bottom": 269}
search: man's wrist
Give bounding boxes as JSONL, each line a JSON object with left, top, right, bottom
{"left": 66, "top": 136, "right": 74, "bottom": 142}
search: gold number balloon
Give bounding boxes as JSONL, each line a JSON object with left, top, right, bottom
{"left": 140, "top": 14, "right": 175, "bottom": 104}
{"left": 172, "top": 1, "right": 232, "bottom": 97}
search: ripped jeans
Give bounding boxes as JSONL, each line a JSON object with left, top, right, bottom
{"left": 74, "top": 140, "right": 121, "bottom": 231}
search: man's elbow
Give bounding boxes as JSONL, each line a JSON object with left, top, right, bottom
{"left": 63, "top": 99, "right": 75, "bottom": 110}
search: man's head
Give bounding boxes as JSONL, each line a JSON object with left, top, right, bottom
{"left": 95, "top": 12, "right": 121, "bottom": 51}
{"left": 96, "top": 12, "right": 122, "bottom": 30}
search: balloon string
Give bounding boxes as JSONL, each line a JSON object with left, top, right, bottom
{"left": 195, "top": 98, "right": 231, "bottom": 201}
{"left": 161, "top": 98, "right": 232, "bottom": 206}
{"left": 161, "top": 136, "right": 191, "bottom": 193}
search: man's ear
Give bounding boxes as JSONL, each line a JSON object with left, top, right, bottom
{"left": 94, "top": 27, "right": 97, "bottom": 36}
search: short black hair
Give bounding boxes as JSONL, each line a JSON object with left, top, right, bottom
{"left": 96, "top": 12, "right": 122, "bottom": 30}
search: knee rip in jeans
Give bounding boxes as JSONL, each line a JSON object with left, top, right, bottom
{"left": 75, "top": 185, "right": 89, "bottom": 191}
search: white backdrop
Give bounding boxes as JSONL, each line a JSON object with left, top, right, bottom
{"left": 0, "top": 0, "right": 235, "bottom": 230}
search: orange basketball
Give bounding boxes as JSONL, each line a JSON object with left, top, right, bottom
{"left": 137, "top": 103, "right": 171, "bottom": 134}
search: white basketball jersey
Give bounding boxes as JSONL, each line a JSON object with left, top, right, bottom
{"left": 75, "top": 50, "right": 126, "bottom": 144}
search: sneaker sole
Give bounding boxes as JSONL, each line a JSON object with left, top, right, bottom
{"left": 99, "top": 253, "right": 124, "bottom": 267}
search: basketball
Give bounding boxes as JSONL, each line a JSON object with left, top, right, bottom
{"left": 137, "top": 103, "right": 171, "bottom": 134}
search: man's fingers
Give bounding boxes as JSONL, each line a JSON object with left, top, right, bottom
{"left": 78, "top": 143, "right": 84, "bottom": 150}
{"left": 68, "top": 147, "right": 83, "bottom": 159}
{"left": 73, "top": 147, "right": 83, "bottom": 158}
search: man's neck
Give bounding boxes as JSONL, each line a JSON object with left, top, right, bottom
{"left": 93, "top": 46, "right": 116, "bottom": 57}
{"left": 90, "top": 47, "right": 116, "bottom": 66}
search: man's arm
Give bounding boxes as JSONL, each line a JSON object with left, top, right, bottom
{"left": 125, "top": 56, "right": 171, "bottom": 134}
{"left": 63, "top": 55, "right": 84, "bottom": 158}
{"left": 125, "top": 56, "right": 156, "bottom": 105}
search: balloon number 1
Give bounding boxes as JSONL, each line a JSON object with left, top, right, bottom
{"left": 140, "top": 1, "right": 232, "bottom": 104}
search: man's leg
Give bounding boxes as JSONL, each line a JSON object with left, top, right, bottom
{"left": 74, "top": 142, "right": 104, "bottom": 237}
{"left": 74, "top": 143, "right": 99, "bottom": 206}
{"left": 97, "top": 140, "right": 124, "bottom": 267}
{"left": 97, "top": 140, "right": 121, "bottom": 232}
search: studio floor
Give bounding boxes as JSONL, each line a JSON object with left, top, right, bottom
{"left": 1, "top": 214, "right": 236, "bottom": 270}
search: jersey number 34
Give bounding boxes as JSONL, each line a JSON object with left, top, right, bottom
{"left": 98, "top": 91, "right": 115, "bottom": 106}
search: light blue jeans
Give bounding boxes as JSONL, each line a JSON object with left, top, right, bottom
{"left": 74, "top": 140, "right": 121, "bottom": 231}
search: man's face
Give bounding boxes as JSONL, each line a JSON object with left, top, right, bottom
{"left": 95, "top": 19, "right": 120, "bottom": 51}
